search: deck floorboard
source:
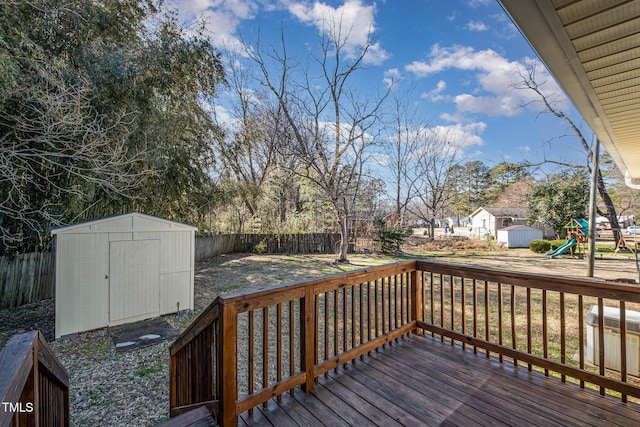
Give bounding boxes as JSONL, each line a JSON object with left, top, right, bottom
{"left": 236, "top": 334, "right": 640, "bottom": 426}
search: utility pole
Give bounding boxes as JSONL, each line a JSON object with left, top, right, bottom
{"left": 587, "top": 139, "right": 600, "bottom": 277}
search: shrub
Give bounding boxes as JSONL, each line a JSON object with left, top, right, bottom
{"left": 530, "top": 239, "right": 570, "bottom": 253}
{"left": 550, "top": 239, "right": 569, "bottom": 250}
{"left": 530, "top": 240, "right": 551, "bottom": 253}
{"left": 373, "top": 216, "right": 409, "bottom": 254}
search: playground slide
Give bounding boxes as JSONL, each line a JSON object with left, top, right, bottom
{"left": 547, "top": 239, "right": 577, "bottom": 259}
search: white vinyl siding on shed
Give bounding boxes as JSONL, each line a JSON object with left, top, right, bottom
{"left": 497, "top": 225, "right": 543, "bottom": 248}
{"left": 52, "top": 213, "right": 196, "bottom": 338}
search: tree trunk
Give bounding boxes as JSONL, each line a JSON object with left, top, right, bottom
{"left": 428, "top": 218, "right": 435, "bottom": 241}
{"left": 596, "top": 168, "right": 620, "bottom": 230}
{"left": 337, "top": 215, "right": 349, "bottom": 262}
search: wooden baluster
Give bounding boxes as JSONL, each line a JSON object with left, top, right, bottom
{"left": 289, "top": 299, "right": 295, "bottom": 394}
{"left": 375, "top": 279, "right": 380, "bottom": 351}
{"left": 440, "top": 274, "right": 445, "bottom": 343}
{"left": 382, "top": 277, "right": 387, "bottom": 339}
{"left": 367, "top": 281, "right": 372, "bottom": 356}
{"left": 621, "top": 301, "right": 628, "bottom": 403}
{"left": 473, "top": 279, "right": 478, "bottom": 354}
{"left": 461, "top": 277, "right": 466, "bottom": 351}
{"left": 263, "top": 306, "right": 269, "bottom": 409}
{"left": 560, "top": 292, "right": 565, "bottom": 383}
{"left": 334, "top": 289, "right": 339, "bottom": 372}
{"left": 343, "top": 287, "right": 348, "bottom": 365}
{"left": 598, "top": 298, "right": 605, "bottom": 395}
{"left": 277, "top": 303, "right": 283, "bottom": 400}
{"left": 485, "top": 281, "right": 490, "bottom": 359}
{"left": 359, "top": 282, "right": 364, "bottom": 361}
{"left": 542, "top": 290, "right": 548, "bottom": 377}
{"left": 395, "top": 274, "right": 400, "bottom": 335}
{"left": 511, "top": 285, "right": 516, "bottom": 367}
{"left": 388, "top": 276, "right": 393, "bottom": 341}
{"left": 314, "top": 294, "right": 319, "bottom": 376}
{"left": 248, "top": 311, "right": 254, "bottom": 414}
{"left": 578, "top": 295, "right": 584, "bottom": 387}
{"left": 498, "top": 282, "right": 503, "bottom": 362}
{"left": 324, "top": 292, "right": 329, "bottom": 378}
{"left": 430, "top": 272, "right": 434, "bottom": 337}
{"left": 351, "top": 285, "right": 356, "bottom": 363}
{"left": 450, "top": 275, "right": 455, "bottom": 347}
{"left": 527, "top": 287, "right": 532, "bottom": 371}
{"left": 400, "top": 273, "right": 405, "bottom": 329}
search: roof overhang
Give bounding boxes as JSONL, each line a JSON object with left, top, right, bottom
{"left": 498, "top": 0, "right": 640, "bottom": 189}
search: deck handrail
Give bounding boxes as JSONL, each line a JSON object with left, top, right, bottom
{"left": 169, "top": 260, "right": 420, "bottom": 425}
{"left": 0, "top": 331, "right": 69, "bottom": 427}
{"left": 416, "top": 259, "right": 640, "bottom": 402}
{"left": 169, "top": 259, "right": 640, "bottom": 426}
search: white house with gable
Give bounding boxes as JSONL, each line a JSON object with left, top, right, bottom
{"left": 470, "top": 207, "right": 529, "bottom": 239}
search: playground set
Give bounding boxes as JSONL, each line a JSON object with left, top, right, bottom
{"left": 547, "top": 218, "right": 638, "bottom": 259}
{"left": 547, "top": 219, "right": 587, "bottom": 259}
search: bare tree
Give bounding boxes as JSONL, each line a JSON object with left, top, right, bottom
{"left": 381, "top": 94, "right": 429, "bottom": 225}
{"left": 246, "top": 20, "right": 390, "bottom": 262}
{"left": 0, "top": 73, "right": 148, "bottom": 252}
{"left": 215, "top": 51, "right": 279, "bottom": 218}
{"left": 515, "top": 64, "right": 620, "bottom": 232}
{"left": 408, "top": 130, "right": 465, "bottom": 239}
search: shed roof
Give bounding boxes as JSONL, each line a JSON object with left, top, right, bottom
{"left": 51, "top": 212, "right": 197, "bottom": 235}
{"left": 470, "top": 207, "right": 528, "bottom": 219}
{"left": 499, "top": 225, "right": 540, "bottom": 232}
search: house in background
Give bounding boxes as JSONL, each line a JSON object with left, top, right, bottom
{"left": 470, "top": 207, "right": 529, "bottom": 239}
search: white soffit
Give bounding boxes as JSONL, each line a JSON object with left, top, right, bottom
{"left": 499, "top": 0, "right": 640, "bottom": 189}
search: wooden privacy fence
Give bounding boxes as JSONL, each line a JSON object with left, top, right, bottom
{"left": 0, "top": 252, "right": 55, "bottom": 309}
{"left": 194, "top": 235, "right": 237, "bottom": 262}
{"left": 0, "top": 331, "right": 69, "bottom": 426}
{"left": 0, "top": 234, "right": 341, "bottom": 308}
{"left": 230, "top": 233, "right": 341, "bottom": 255}
{"left": 194, "top": 233, "right": 341, "bottom": 262}
{"left": 169, "top": 259, "right": 640, "bottom": 426}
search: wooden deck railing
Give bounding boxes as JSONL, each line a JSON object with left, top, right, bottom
{"left": 415, "top": 260, "right": 640, "bottom": 402}
{"left": 0, "top": 331, "right": 69, "bottom": 427}
{"left": 169, "top": 259, "right": 640, "bottom": 426}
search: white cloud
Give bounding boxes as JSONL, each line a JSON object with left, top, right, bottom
{"left": 466, "top": 0, "right": 491, "bottom": 7}
{"left": 167, "top": 0, "right": 258, "bottom": 51}
{"left": 405, "top": 44, "right": 567, "bottom": 117}
{"left": 383, "top": 68, "right": 402, "bottom": 87}
{"left": 424, "top": 122, "right": 486, "bottom": 148}
{"left": 422, "top": 80, "right": 448, "bottom": 102}
{"left": 285, "top": 0, "right": 389, "bottom": 65}
{"left": 465, "top": 20, "right": 487, "bottom": 31}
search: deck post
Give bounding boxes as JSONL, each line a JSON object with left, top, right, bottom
{"left": 301, "top": 284, "right": 316, "bottom": 392}
{"left": 218, "top": 301, "right": 238, "bottom": 427}
{"left": 410, "top": 268, "right": 424, "bottom": 331}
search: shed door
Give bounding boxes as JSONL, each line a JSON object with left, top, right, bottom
{"left": 109, "top": 240, "right": 160, "bottom": 324}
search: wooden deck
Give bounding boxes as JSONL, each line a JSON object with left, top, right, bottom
{"left": 239, "top": 333, "right": 640, "bottom": 426}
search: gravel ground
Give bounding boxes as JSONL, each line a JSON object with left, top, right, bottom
{"left": 1, "top": 249, "right": 639, "bottom": 426}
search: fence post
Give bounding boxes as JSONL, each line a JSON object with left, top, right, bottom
{"left": 301, "top": 285, "right": 316, "bottom": 392}
{"left": 218, "top": 300, "right": 238, "bottom": 427}
{"left": 410, "top": 265, "right": 423, "bottom": 332}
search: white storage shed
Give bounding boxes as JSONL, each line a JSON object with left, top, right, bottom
{"left": 497, "top": 225, "right": 543, "bottom": 248}
{"left": 51, "top": 213, "right": 196, "bottom": 338}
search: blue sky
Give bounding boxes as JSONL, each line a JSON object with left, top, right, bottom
{"left": 168, "top": 0, "right": 594, "bottom": 169}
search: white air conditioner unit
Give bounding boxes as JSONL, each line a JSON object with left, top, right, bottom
{"left": 586, "top": 305, "right": 640, "bottom": 376}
